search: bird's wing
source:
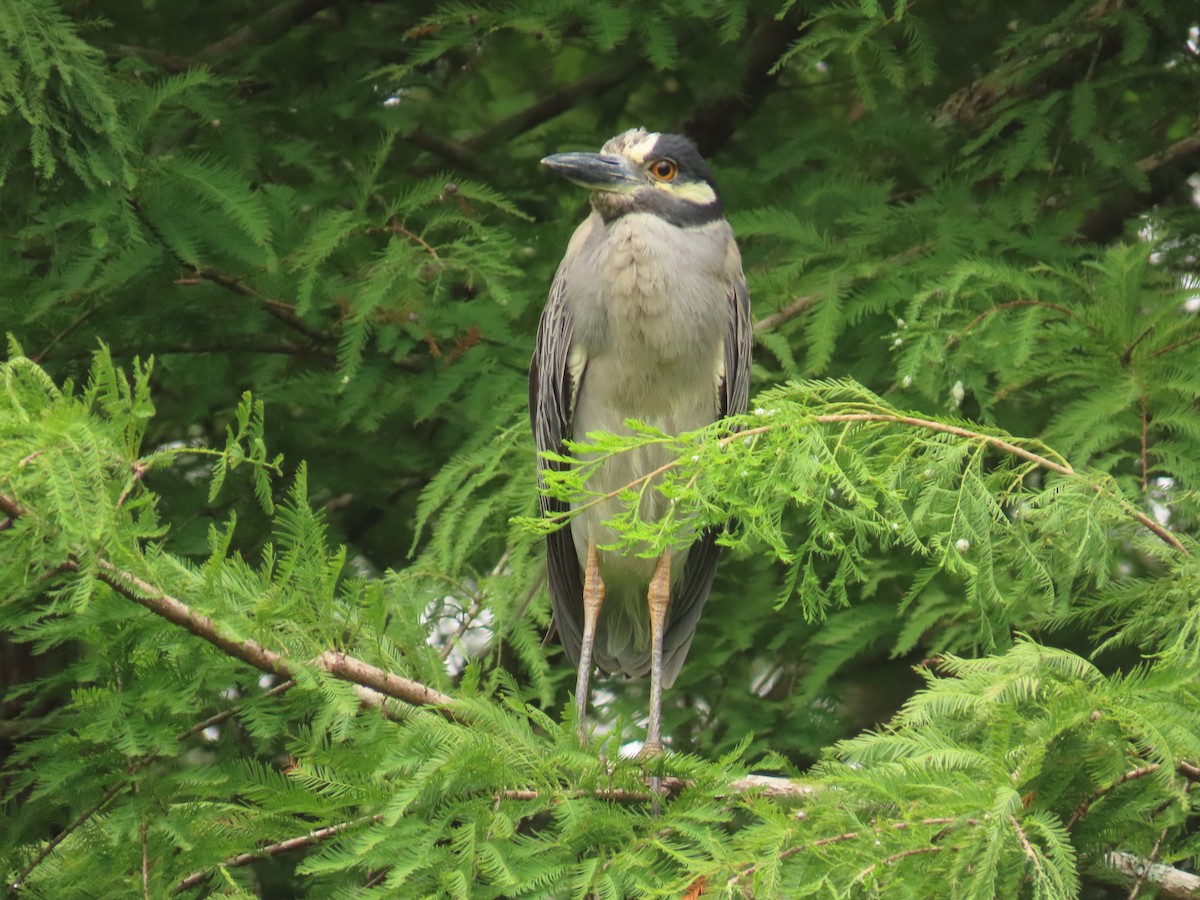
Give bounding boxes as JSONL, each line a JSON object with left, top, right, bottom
{"left": 529, "top": 259, "right": 587, "bottom": 670}
{"left": 662, "top": 253, "right": 753, "bottom": 688}
{"left": 719, "top": 264, "right": 754, "bottom": 421}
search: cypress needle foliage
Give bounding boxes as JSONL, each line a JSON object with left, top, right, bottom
{"left": 2, "top": 1, "right": 1199, "bottom": 897}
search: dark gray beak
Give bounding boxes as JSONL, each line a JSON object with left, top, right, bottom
{"left": 540, "top": 152, "right": 642, "bottom": 192}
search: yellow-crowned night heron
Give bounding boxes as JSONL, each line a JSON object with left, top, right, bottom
{"left": 530, "top": 128, "right": 751, "bottom": 758}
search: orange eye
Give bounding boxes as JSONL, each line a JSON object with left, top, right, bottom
{"left": 650, "top": 159, "right": 678, "bottom": 181}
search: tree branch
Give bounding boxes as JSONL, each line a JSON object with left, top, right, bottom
{"left": 405, "top": 127, "right": 485, "bottom": 172}
{"left": 752, "top": 292, "right": 821, "bottom": 333}
{"left": 752, "top": 246, "right": 929, "bottom": 334}
{"left": 545, "top": 409, "right": 1188, "bottom": 554}
{"left": 172, "top": 815, "right": 384, "bottom": 894}
{"left": 1134, "top": 132, "right": 1200, "bottom": 177}
{"left": 192, "top": 269, "right": 336, "bottom": 349}
{"left": 730, "top": 815, "right": 977, "bottom": 894}
{"left": 117, "top": 0, "right": 336, "bottom": 72}
{"left": 0, "top": 493, "right": 26, "bottom": 519}
{"left": 1108, "top": 851, "right": 1200, "bottom": 900}
{"left": 1068, "top": 763, "right": 1161, "bottom": 829}
{"left": 465, "top": 65, "right": 633, "bottom": 150}
{"left": 90, "top": 559, "right": 460, "bottom": 716}
{"left": 682, "top": 9, "right": 805, "bottom": 157}
{"left": 496, "top": 773, "right": 817, "bottom": 805}
{"left": 1078, "top": 126, "right": 1200, "bottom": 244}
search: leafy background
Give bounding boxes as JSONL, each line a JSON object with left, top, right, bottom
{"left": 2, "top": 0, "right": 1199, "bottom": 896}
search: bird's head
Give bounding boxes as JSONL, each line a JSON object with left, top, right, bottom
{"left": 541, "top": 128, "right": 722, "bottom": 227}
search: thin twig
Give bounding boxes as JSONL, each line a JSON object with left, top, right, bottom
{"left": 176, "top": 680, "right": 296, "bottom": 743}
{"left": 495, "top": 774, "right": 817, "bottom": 805}
{"left": 1068, "top": 763, "right": 1161, "bottom": 829}
{"left": 818, "top": 413, "right": 1074, "bottom": 476}
{"left": 30, "top": 307, "right": 98, "bottom": 364}
{"left": 465, "top": 66, "right": 632, "bottom": 150}
{"left": 116, "top": 463, "right": 149, "bottom": 510}
{"left": 385, "top": 221, "right": 440, "bottom": 260}
{"left": 171, "top": 814, "right": 384, "bottom": 893}
{"left": 406, "top": 127, "right": 484, "bottom": 172}
{"left": 5, "top": 676, "right": 303, "bottom": 893}
{"left": 1140, "top": 393, "right": 1150, "bottom": 493}
{"left": 731, "top": 816, "right": 977, "bottom": 893}
{"left": 855, "top": 844, "right": 945, "bottom": 882}
{"left": 1127, "top": 827, "right": 1170, "bottom": 900}
{"left": 141, "top": 813, "right": 151, "bottom": 900}
{"left": 194, "top": 268, "right": 334, "bottom": 346}
{"left": 8, "top": 781, "right": 128, "bottom": 893}
{"left": 948, "top": 299, "right": 1094, "bottom": 345}
{"left": 1148, "top": 332, "right": 1200, "bottom": 360}
{"left": 1010, "top": 815, "right": 1045, "bottom": 880}
{"left": 119, "top": 0, "right": 335, "bottom": 72}
{"left": 753, "top": 292, "right": 821, "bottom": 333}
{"left": 436, "top": 546, "right": 514, "bottom": 666}
{"left": 752, "top": 246, "right": 930, "bottom": 335}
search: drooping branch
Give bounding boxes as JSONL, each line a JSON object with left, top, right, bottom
{"left": 540, "top": 410, "right": 1187, "bottom": 554}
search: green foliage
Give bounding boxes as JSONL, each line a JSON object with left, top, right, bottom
{"left": 3, "top": 0, "right": 1200, "bottom": 897}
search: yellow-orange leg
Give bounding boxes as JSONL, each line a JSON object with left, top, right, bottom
{"left": 575, "top": 537, "right": 605, "bottom": 743}
{"left": 644, "top": 549, "right": 673, "bottom": 812}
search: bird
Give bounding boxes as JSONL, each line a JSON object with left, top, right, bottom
{"left": 529, "top": 128, "right": 752, "bottom": 763}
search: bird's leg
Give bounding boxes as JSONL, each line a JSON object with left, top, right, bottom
{"left": 575, "top": 537, "right": 605, "bottom": 744}
{"left": 644, "top": 549, "right": 673, "bottom": 812}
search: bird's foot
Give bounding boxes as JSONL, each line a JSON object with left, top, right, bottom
{"left": 638, "top": 741, "right": 666, "bottom": 816}
{"left": 637, "top": 739, "right": 664, "bottom": 761}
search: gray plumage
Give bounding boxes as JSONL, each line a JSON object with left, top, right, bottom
{"left": 531, "top": 128, "right": 751, "bottom": 691}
